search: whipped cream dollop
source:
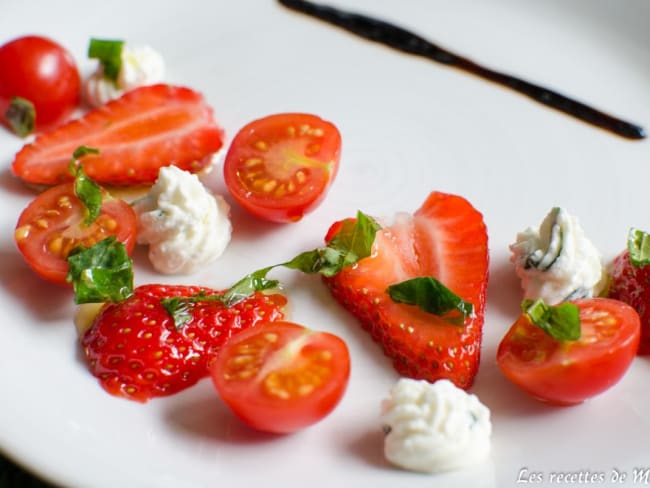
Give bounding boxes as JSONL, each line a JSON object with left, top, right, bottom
{"left": 510, "top": 207, "right": 606, "bottom": 304}
{"left": 380, "top": 378, "right": 492, "bottom": 473}
{"left": 85, "top": 44, "right": 165, "bottom": 107}
{"left": 132, "top": 166, "right": 231, "bottom": 274}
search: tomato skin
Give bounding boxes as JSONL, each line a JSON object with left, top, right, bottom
{"left": 14, "top": 183, "right": 136, "bottom": 285}
{"left": 223, "top": 113, "right": 341, "bottom": 223}
{"left": 497, "top": 298, "right": 640, "bottom": 405}
{"left": 210, "top": 321, "right": 350, "bottom": 433}
{"left": 0, "top": 35, "right": 80, "bottom": 132}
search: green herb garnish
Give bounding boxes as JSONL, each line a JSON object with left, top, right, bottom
{"left": 387, "top": 277, "right": 474, "bottom": 325}
{"left": 67, "top": 237, "right": 134, "bottom": 304}
{"left": 222, "top": 210, "right": 381, "bottom": 307}
{"left": 159, "top": 211, "right": 381, "bottom": 326}
{"left": 88, "top": 38, "right": 124, "bottom": 82}
{"left": 5, "top": 96, "right": 35, "bottom": 137}
{"left": 69, "top": 146, "right": 102, "bottom": 225}
{"left": 523, "top": 298, "right": 581, "bottom": 341}
{"left": 627, "top": 228, "right": 650, "bottom": 268}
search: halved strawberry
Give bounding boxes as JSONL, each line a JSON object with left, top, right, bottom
{"left": 608, "top": 250, "right": 650, "bottom": 355}
{"left": 12, "top": 84, "right": 224, "bottom": 186}
{"left": 81, "top": 284, "right": 287, "bottom": 402}
{"left": 324, "top": 192, "right": 489, "bottom": 389}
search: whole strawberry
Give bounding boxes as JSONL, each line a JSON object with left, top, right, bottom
{"left": 608, "top": 229, "right": 650, "bottom": 354}
{"left": 81, "top": 284, "right": 287, "bottom": 402}
{"left": 324, "top": 192, "right": 489, "bottom": 389}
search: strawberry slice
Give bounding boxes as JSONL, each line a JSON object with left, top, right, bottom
{"left": 12, "top": 84, "right": 224, "bottom": 186}
{"left": 81, "top": 284, "right": 287, "bottom": 402}
{"left": 324, "top": 192, "right": 489, "bottom": 389}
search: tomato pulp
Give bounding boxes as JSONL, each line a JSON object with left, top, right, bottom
{"left": 14, "top": 183, "right": 137, "bottom": 284}
{"left": 223, "top": 113, "right": 341, "bottom": 223}
{"left": 497, "top": 298, "right": 640, "bottom": 405}
{"left": 210, "top": 321, "right": 350, "bottom": 433}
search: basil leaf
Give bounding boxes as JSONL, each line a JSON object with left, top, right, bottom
{"left": 67, "top": 237, "right": 134, "bottom": 304}
{"left": 69, "top": 146, "right": 102, "bottom": 225}
{"left": 221, "top": 266, "right": 279, "bottom": 307}
{"left": 158, "top": 211, "right": 381, "bottom": 325}
{"left": 161, "top": 296, "right": 194, "bottom": 329}
{"left": 5, "top": 96, "right": 35, "bottom": 137}
{"left": 88, "top": 38, "right": 124, "bottom": 82}
{"left": 523, "top": 299, "right": 581, "bottom": 341}
{"left": 387, "top": 277, "right": 474, "bottom": 325}
{"left": 628, "top": 228, "right": 650, "bottom": 267}
{"left": 221, "top": 211, "right": 380, "bottom": 305}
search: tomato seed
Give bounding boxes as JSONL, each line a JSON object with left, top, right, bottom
{"left": 254, "top": 140, "right": 269, "bottom": 151}
{"left": 14, "top": 225, "right": 31, "bottom": 241}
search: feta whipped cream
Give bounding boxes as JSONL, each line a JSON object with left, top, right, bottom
{"left": 510, "top": 207, "right": 606, "bottom": 304}
{"left": 132, "top": 165, "right": 231, "bottom": 274}
{"left": 380, "top": 378, "right": 492, "bottom": 473}
{"left": 85, "top": 44, "right": 165, "bottom": 107}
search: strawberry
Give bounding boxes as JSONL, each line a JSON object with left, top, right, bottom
{"left": 12, "top": 84, "right": 224, "bottom": 186}
{"left": 81, "top": 284, "right": 287, "bottom": 402}
{"left": 608, "top": 249, "right": 650, "bottom": 354}
{"left": 324, "top": 191, "right": 489, "bottom": 389}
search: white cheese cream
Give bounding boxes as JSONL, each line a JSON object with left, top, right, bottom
{"left": 132, "top": 166, "right": 232, "bottom": 275}
{"left": 84, "top": 44, "right": 165, "bottom": 107}
{"left": 380, "top": 378, "right": 492, "bottom": 473}
{"left": 510, "top": 207, "right": 606, "bottom": 304}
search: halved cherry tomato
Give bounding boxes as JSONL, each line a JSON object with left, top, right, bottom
{"left": 14, "top": 183, "right": 136, "bottom": 285}
{"left": 497, "top": 298, "right": 640, "bottom": 405}
{"left": 210, "top": 321, "right": 350, "bottom": 433}
{"left": 223, "top": 113, "right": 341, "bottom": 223}
{"left": 0, "top": 36, "right": 80, "bottom": 134}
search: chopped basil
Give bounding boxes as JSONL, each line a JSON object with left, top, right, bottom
{"left": 159, "top": 211, "right": 382, "bottom": 325}
{"left": 69, "top": 146, "right": 102, "bottom": 225}
{"left": 221, "top": 210, "right": 381, "bottom": 307}
{"left": 387, "top": 277, "right": 474, "bottom": 325}
{"left": 161, "top": 295, "right": 201, "bottom": 329}
{"left": 523, "top": 298, "right": 581, "bottom": 341}
{"left": 88, "top": 38, "right": 124, "bottom": 82}
{"left": 221, "top": 266, "right": 279, "bottom": 307}
{"left": 67, "top": 237, "right": 134, "bottom": 304}
{"left": 628, "top": 228, "right": 650, "bottom": 267}
{"left": 5, "top": 96, "right": 35, "bottom": 137}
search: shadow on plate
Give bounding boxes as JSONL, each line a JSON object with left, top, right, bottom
{"left": 0, "top": 247, "right": 72, "bottom": 323}
{"left": 0, "top": 167, "right": 38, "bottom": 198}
{"left": 163, "top": 392, "right": 284, "bottom": 446}
{"left": 486, "top": 254, "right": 521, "bottom": 318}
{"left": 345, "top": 428, "right": 392, "bottom": 471}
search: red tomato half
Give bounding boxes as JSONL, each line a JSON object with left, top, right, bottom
{"left": 210, "top": 321, "right": 350, "bottom": 433}
{"left": 0, "top": 35, "right": 80, "bottom": 133}
{"left": 14, "top": 183, "right": 136, "bottom": 285}
{"left": 223, "top": 113, "right": 341, "bottom": 223}
{"left": 497, "top": 298, "right": 640, "bottom": 405}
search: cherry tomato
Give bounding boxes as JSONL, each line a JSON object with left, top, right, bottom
{"left": 223, "top": 113, "right": 341, "bottom": 223}
{"left": 14, "top": 183, "right": 136, "bottom": 285}
{"left": 497, "top": 298, "right": 640, "bottom": 405}
{"left": 0, "top": 35, "right": 80, "bottom": 134}
{"left": 210, "top": 321, "right": 350, "bottom": 433}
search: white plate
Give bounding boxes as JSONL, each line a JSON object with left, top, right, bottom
{"left": 1, "top": 1, "right": 649, "bottom": 487}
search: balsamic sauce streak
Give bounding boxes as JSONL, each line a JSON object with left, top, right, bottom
{"left": 278, "top": 0, "right": 646, "bottom": 140}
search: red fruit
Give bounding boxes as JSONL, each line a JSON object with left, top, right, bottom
{"left": 608, "top": 250, "right": 650, "bottom": 354}
{"left": 497, "top": 298, "right": 640, "bottom": 405}
{"left": 0, "top": 35, "right": 80, "bottom": 133}
{"left": 324, "top": 191, "right": 489, "bottom": 389}
{"left": 81, "top": 284, "right": 287, "bottom": 402}
{"left": 12, "top": 84, "right": 224, "bottom": 186}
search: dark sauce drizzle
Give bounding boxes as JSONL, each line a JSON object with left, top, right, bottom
{"left": 278, "top": 0, "right": 645, "bottom": 140}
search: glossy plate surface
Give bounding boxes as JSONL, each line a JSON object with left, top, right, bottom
{"left": 1, "top": 1, "right": 649, "bottom": 487}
